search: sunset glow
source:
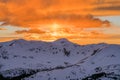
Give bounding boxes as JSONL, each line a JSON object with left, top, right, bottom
{"left": 0, "top": 0, "right": 120, "bottom": 44}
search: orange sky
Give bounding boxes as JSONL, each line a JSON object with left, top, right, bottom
{"left": 0, "top": 0, "right": 120, "bottom": 44}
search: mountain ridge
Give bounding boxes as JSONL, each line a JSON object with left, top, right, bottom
{"left": 0, "top": 38, "right": 110, "bottom": 45}
{"left": 0, "top": 38, "right": 120, "bottom": 80}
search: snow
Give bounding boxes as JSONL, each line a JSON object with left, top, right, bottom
{"left": 0, "top": 38, "right": 120, "bottom": 80}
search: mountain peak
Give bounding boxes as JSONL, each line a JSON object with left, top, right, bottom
{"left": 13, "top": 39, "right": 27, "bottom": 43}
{"left": 15, "top": 39, "right": 26, "bottom": 41}
{"left": 56, "top": 38, "right": 69, "bottom": 41}
{"left": 54, "top": 38, "right": 71, "bottom": 43}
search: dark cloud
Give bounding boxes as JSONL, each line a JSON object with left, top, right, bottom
{"left": 95, "top": 6, "right": 120, "bottom": 11}
{"left": 16, "top": 29, "right": 46, "bottom": 34}
{"left": 0, "top": 0, "right": 8, "bottom": 3}
{"left": 93, "top": 0, "right": 120, "bottom": 4}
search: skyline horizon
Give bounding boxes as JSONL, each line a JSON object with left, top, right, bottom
{"left": 0, "top": 37, "right": 120, "bottom": 45}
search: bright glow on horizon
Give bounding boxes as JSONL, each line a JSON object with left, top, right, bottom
{"left": 50, "top": 23, "right": 60, "bottom": 36}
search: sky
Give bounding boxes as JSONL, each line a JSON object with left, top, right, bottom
{"left": 0, "top": 0, "right": 120, "bottom": 44}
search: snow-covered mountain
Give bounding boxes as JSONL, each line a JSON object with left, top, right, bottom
{"left": 0, "top": 38, "right": 120, "bottom": 80}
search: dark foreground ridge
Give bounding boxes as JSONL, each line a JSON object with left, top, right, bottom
{"left": 0, "top": 64, "right": 78, "bottom": 80}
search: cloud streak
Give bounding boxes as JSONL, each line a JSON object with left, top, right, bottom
{"left": 16, "top": 29, "right": 45, "bottom": 34}
{"left": 95, "top": 5, "right": 120, "bottom": 11}
{"left": 0, "top": 27, "right": 6, "bottom": 30}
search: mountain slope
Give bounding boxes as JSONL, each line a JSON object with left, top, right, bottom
{"left": 0, "top": 39, "right": 120, "bottom": 80}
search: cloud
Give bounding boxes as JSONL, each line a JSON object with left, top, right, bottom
{"left": 91, "top": 0, "right": 120, "bottom": 15}
{"left": 93, "top": 0, "right": 120, "bottom": 4}
{"left": 0, "top": 27, "right": 6, "bottom": 30}
{"left": 16, "top": 29, "right": 45, "bottom": 34}
{"left": 110, "top": 35, "right": 120, "bottom": 39}
{"left": 0, "top": 0, "right": 112, "bottom": 28}
{"left": 95, "top": 6, "right": 120, "bottom": 11}
{"left": 93, "top": 0, "right": 120, "bottom": 13}
{"left": 36, "top": 14, "right": 110, "bottom": 28}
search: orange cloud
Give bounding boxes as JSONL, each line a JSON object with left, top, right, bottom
{"left": 0, "top": 0, "right": 113, "bottom": 28}
{"left": 0, "top": 27, "right": 6, "bottom": 30}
